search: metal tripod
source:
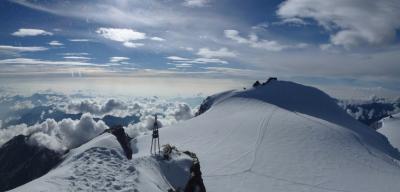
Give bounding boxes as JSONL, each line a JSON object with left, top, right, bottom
{"left": 150, "top": 114, "right": 160, "bottom": 155}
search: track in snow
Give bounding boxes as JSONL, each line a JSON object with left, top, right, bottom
{"left": 66, "top": 147, "right": 140, "bottom": 191}
{"left": 203, "top": 107, "right": 354, "bottom": 192}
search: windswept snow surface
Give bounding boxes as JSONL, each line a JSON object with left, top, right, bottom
{"left": 12, "top": 81, "right": 400, "bottom": 192}
{"left": 12, "top": 134, "right": 192, "bottom": 192}
{"left": 378, "top": 113, "right": 400, "bottom": 150}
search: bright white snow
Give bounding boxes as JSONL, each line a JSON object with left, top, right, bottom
{"left": 378, "top": 113, "right": 400, "bottom": 150}
{"left": 12, "top": 80, "right": 400, "bottom": 192}
{"left": 12, "top": 134, "right": 192, "bottom": 192}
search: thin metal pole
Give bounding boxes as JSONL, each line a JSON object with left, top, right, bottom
{"left": 150, "top": 138, "right": 153, "bottom": 154}
{"left": 157, "top": 137, "right": 160, "bottom": 155}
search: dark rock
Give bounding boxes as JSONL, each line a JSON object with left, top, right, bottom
{"left": 195, "top": 97, "right": 212, "bottom": 116}
{"left": 106, "top": 125, "right": 133, "bottom": 160}
{"left": 265, "top": 77, "right": 277, "bottom": 84}
{"left": 338, "top": 100, "right": 400, "bottom": 127}
{"left": 252, "top": 81, "right": 261, "bottom": 88}
{"left": 0, "top": 135, "right": 63, "bottom": 191}
{"left": 99, "top": 114, "right": 140, "bottom": 128}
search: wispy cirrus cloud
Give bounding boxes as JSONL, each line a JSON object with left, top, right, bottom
{"left": 203, "top": 66, "right": 264, "bottom": 77}
{"left": 197, "top": 47, "right": 236, "bottom": 58}
{"left": 183, "top": 0, "right": 210, "bottom": 7}
{"left": 61, "top": 53, "right": 90, "bottom": 56}
{"left": 68, "top": 39, "right": 90, "bottom": 42}
{"left": 63, "top": 56, "right": 92, "bottom": 61}
{"left": 224, "top": 29, "right": 307, "bottom": 51}
{"left": 0, "top": 45, "right": 48, "bottom": 52}
{"left": 167, "top": 48, "right": 234, "bottom": 66}
{"left": 166, "top": 56, "right": 189, "bottom": 61}
{"left": 110, "top": 57, "right": 130, "bottom": 63}
{"left": 272, "top": 18, "right": 309, "bottom": 26}
{"left": 166, "top": 56, "right": 228, "bottom": 64}
{"left": 10, "top": 0, "right": 188, "bottom": 27}
{"left": 277, "top": 0, "right": 400, "bottom": 48}
{"left": 0, "top": 58, "right": 106, "bottom": 66}
{"left": 12, "top": 28, "right": 53, "bottom": 37}
{"left": 174, "top": 63, "right": 192, "bottom": 68}
{"left": 5, "top": 0, "right": 400, "bottom": 92}
{"left": 122, "top": 42, "right": 144, "bottom": 48}
{"left": 48, "top": 40, "right": 63, "bottom": 46}
{"left": 150, "top": 37, "right": 165, "bottom": 41}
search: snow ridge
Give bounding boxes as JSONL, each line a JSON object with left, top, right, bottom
{"left": 11, "top": 80, "right": 400, "bottom": 192}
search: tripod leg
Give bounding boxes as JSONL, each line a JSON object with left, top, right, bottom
{"left": 154, "top": 140, "right": 156, "bottom": 155}
{"left": 157, "top": 138, "right": 160, "bottom": 155}
{"left": 150, "top": 138, "right": 153, "bottom": 154}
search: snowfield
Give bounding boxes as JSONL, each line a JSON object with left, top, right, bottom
{"left": 12, "top": 134, "right": 193, "bottom": 192}
{"left": 378, "top": 113, "right": 400, "bottom": 150}
{"left": 11, "top": 81, "right": 400, "bottom": 192}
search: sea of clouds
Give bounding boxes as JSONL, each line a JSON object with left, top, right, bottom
{"left": 0, "top": 90, "right": 202, "bottom": 152}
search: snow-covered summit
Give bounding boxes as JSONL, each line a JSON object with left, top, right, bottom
{"left": 12, "top": 80, "right": 400, "bottom": 192}
{"left": 204, "top": 80, "right": 356, "bottom": 126}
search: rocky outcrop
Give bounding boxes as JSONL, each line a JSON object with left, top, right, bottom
{"left": 0, "top": 135, "right": 63, "bottom": 191}
{"left": 104, "top": 125, "right": 133, "bottom": 159}
{"left": 195, "top": 96, "right": 212, "bottom": 116}
{"left": 162, "top": 145, "right": 206, "bottom": 192}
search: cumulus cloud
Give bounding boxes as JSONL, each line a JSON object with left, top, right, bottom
{"left": 96, "top": 28, "right": 146, "bottom": 48}
{"left": 48, "top": 40, "right": 63, "bottom": 46}
{"left": 0, "top": 113, "right": 107, "bottom": 150}
{"left": 168, "top": 103, "right": 193, "bottom": 121}
{"left": 58, "top": 113, "right": 107, "bottom": 148}
{"left": 125, "top": 103, "right": 192, "bottom": 138}
{"left": 127, "top": 115, "right": 162, "bottom": 133}
{"left": 66, "top": 99, "right": 128, "bottom": 117}
{"left": 0, "top": 92, "right": 198, "bottom": 151}
{"left": 28, "top": 132, "right": 63, "bottom": 151}
{"left": 123, "top": 100, "right": 195, "bottom": 138}
{"left": 10, "top": 100, "right": 34, "bottom": 111}
{"left": 11, "top": 28, "right": 53, "bottom": 37}
{"left": 183, "top": 0, "right": 210, "bottom": 7}
{"left": 224, "top": 29, "right": 307, "bottom": 51}
{"left": 96, "top": 28, "right": 146, "bottom": 41}
{"left": 277, "top": 0, "right": 400, "bottom": 48}
{"left": 197, "top": 47, "right": 236, "bottom": 58}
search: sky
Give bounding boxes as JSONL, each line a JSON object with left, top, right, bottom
{"left": 0, "top": 0, "right": 399, "bottom": 98}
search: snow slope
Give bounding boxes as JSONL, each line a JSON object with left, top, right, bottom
{"left": 12, "top": 80, "right": 400, "bottom": 192}
{"left": 378, "top": 113, "right": 400, "bottom": 150}
{"left": 12, "top": 133, "right": 193, "bottom": 192}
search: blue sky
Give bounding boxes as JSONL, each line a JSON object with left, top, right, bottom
{"left": 0, "top": 0, "right": 399, "bottom": 98}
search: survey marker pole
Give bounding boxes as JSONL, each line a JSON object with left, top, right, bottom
{"left": 151, "top": 114, "right": 160, "bottom": 155}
